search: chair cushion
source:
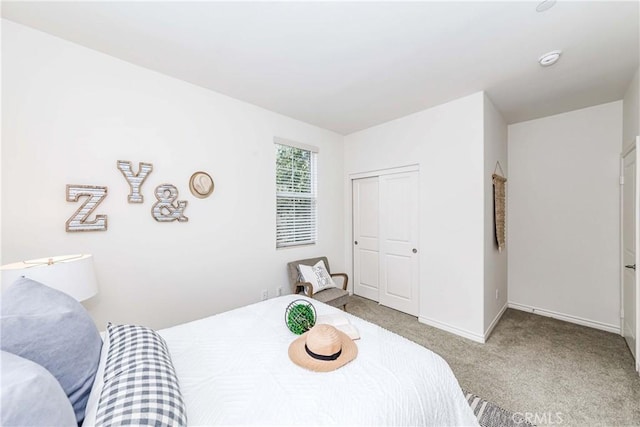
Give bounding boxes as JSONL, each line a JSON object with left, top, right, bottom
{"left": 312, "top": 287, "right": 350, "bottom": 308}
{"left": 287, "top": 257, "right": 331, "bottom": 293}
{"left": 298, "top": 260, "right": 336, "bottom": 294}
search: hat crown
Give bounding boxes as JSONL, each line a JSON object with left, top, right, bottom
{"left": 306, "top": 324, "right": 342, "bottom": 356}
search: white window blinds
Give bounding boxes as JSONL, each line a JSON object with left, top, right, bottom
{"left": 275, "top": 142, "right": 317, "bottom": 248}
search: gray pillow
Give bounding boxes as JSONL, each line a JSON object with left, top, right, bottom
{"left": 1, "top": 351, "right": 77, "bottom": 427}
{"left": 0, "top": 278, "right": 102, "bottom": 424}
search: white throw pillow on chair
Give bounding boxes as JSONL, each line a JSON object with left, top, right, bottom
{"left": 298, "top": 260, "right": 337, "bottom": 294}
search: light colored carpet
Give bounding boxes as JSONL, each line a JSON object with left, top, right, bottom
{"left": 346, "top": 296, "right": 640, "bottom": 427}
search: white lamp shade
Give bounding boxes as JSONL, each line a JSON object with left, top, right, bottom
{"left": 1, "top": 254, "right": 99, "bottom": 302}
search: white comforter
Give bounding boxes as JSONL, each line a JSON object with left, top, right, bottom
{"left": 159, "top": 295, "right": 478, "bottom": 426}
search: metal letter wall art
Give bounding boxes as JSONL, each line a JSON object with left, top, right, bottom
{"left": 65, "top": 162, "right": 209, "bottom": 231}
{"left": 65, "top": 185, "right": 108, "bottom": 232}
{"left": 117, "top": 160, "right": 153, "bottom": 203}
{"left": 152, "top": 184, "right": 189, "bottom": 222}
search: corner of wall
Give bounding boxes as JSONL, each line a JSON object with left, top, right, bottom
{"left": 344, "top": 92, "right": 487, "bottom": 339}
{"left": 483, "top": 301, "right": 508, "bottom": 341}
{"left": 482, "top": 93, "right": 508, "bottom": 333}
{"left": 623, "top": 67, "right": 639, "bottom": 151}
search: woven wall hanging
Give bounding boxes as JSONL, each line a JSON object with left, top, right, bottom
{"left": 492, "top": 161, "right": 507, "bottom": 253}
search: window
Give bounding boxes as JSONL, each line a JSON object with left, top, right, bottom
{"left": 275, "top": 140, "right": 317, "bottom": 248}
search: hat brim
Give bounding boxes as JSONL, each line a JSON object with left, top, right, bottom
{"left": 288, "top": 329, "right": 358, "bottom": 372}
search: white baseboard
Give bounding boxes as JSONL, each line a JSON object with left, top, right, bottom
{"left": 418, "top": 316, "right": 485, "bottom": 343}
{"left": 484, "top": 302, "right": 508, "bottom": 340}
{"left": 508, "top": 302, "right": 620, "bottom": 334}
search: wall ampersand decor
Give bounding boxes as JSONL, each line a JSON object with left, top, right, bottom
{"left": 152, "top": 184, "right": 189, "bottom": 222}
{"left": 65, "top": 185, "right": 108, "bottom": 232}
{"left": 117, "top": 160, "right": 153, "bottom": 203}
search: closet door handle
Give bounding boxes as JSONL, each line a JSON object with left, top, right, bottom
{"left": 625, "top": 264, "right": 636, "bottom": 270}
{"left": 354, "top": 241, "right": 358, "bottom": 245}
{"left": 412, "top": 248, "right": 418, "bottom": 254}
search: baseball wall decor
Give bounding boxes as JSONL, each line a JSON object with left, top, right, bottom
{"left": 189, "top": 171, "right": 214, "bottom": 199}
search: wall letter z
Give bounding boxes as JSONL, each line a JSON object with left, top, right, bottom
{"left": 66, "top": 185, "right": 108, "bottom": 232}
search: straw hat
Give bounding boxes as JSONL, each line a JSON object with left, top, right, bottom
{"left": 288, "top": 324, "right": 358, "bottom": 372}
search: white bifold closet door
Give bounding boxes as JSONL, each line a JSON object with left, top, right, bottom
{"left": 353, "top": 171, "right": 419, "bottom": 316}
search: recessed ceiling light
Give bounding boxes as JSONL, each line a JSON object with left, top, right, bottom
{"left": 538, "top": 50, "right": 562, "bottom": 67}
{"left": 536, "top": 0, "right": 557, "bottom": 12}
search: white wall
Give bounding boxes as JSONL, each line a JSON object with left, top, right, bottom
{"left": 623, "top": 67, "right": 639, "bottom": 151}
{"left": 344, "top": 92, "right": 486, "bottom": 341}
{"left": 508, "top": 101, "right": 623, "bottom": 332}
{"left": 1, "top": 20, "right": 345, "bottom": 330}
{"left": 483, "top": 94, "right": 508, "bottom": 334}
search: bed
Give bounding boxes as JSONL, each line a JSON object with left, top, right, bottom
{"left": 1, "top": 279, "right": 478, "bottom": 426}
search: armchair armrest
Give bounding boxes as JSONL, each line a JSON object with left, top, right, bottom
{"left": 295, "top": 281, "right": 314, "bottom": 297}
{"left": 330, "top": 273, "right": 349, "bottom": 291}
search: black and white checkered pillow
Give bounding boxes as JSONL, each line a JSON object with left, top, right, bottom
{"left": 94, "top": 324, "right": 187, "bottom": 427}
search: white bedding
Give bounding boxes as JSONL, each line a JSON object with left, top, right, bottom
{"left": 159, "top": 295, "right": 478, "bottom": 426}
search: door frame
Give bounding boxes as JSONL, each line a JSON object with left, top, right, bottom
{"left": 347, "top": 164, "right": 419, "bottom": 298}
{"left": 620, "top": 136, "right": 640, "bottom": 374}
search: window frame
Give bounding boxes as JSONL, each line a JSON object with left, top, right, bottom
{"left": 274, "top": 138, "right": 318, "bottom": 249}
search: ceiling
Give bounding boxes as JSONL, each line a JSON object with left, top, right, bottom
{"left": 2, "top": 1, "right": 638, "bottom": 135}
